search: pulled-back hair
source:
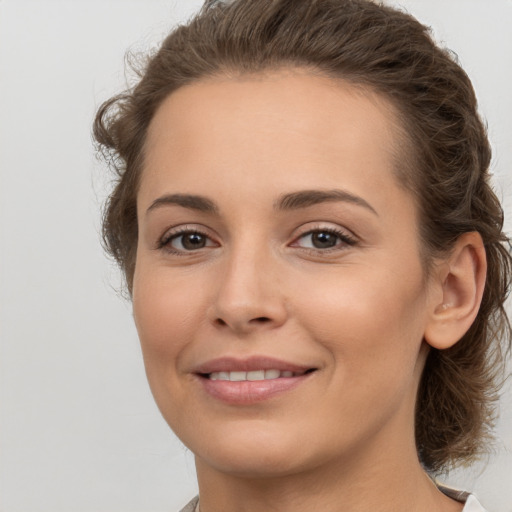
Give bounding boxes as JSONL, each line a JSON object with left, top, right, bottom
{"left": 93, "top": 0, "right": 511, "bottom": 472}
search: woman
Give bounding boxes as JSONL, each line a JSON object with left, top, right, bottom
{"left": 93, "top": 0, "right": 511, "bottom": 510}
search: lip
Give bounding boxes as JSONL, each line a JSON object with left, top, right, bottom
{"left": 192, "top": 356, "right": 317, "bottom": 405}
{"left": 193, "top": 356, "right": 314, "bottom": 374}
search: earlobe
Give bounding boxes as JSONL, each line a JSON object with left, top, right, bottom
{"left": 424, "top": 232, "right": 487, "bottom": 350}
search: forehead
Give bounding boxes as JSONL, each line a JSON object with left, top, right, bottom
{"left": 140, "top": 69, "right": 407, "bottom": 212}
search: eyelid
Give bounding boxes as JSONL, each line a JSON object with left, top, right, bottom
{"left": 157, "top": 224, "right": 219, "bottom": 252}
{"left": 289, "top": 223, "right": 358, "bottom": 250}
{"left": 155, "top": 222, "right": 358, "bottom": 256}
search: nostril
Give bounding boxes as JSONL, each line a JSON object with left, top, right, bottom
{"left": 252, "top": 317, "right": 271, "bottom": 323}
{"left": 211, "top": 315, "right": 275, "bottom": 330}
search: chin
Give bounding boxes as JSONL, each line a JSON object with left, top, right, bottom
{"left": 198, "top": 451, "right": 310, "bottom": 479}
{"left": 189, "top": 426, "right": 318, "bottom": 478}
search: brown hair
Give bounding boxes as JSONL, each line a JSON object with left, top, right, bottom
{"left": 93, "top": 0, "right": 511, "bottom": 473}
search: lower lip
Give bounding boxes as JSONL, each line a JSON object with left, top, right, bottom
{"left": 197, "top": 373, "right": 314, "bottom": 405}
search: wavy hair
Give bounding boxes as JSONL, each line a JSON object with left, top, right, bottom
{"left": 93, "top": 0, "right": 511, "bottom": 472}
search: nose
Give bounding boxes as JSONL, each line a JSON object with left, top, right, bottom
{"left": 207, "top": 246, "right": 288, "bottom": 334}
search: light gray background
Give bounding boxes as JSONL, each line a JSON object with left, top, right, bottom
{"left": 0, "top": 1, "right": 511, "bottom": 511}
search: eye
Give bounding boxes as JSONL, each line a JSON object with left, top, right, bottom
{"left": 172, "top": 232, "right": 209, "bottom": 251}
{"left": 293, "top": 228, "right": 356, "bottom": 251}
{"left": 159, "top": 227, "right": 218, "bottom": 254}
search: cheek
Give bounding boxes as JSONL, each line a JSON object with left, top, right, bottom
{"left": 292, "top": 261, "right": 428, "bottom": 373}
{"left": 131, "top": 263, "right": 213, "bottom": 424}
{"left": 296, "top": 268, "right": 428, "bottom": 436}
{"left": 132, "top": 264, "right": 205, "bottom": 366}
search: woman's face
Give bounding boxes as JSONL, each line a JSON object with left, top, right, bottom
{"left": 133, "top": 70, "right": 437, "bottom": 477}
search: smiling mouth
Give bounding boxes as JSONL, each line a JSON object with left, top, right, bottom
{"left": 196, "top": 362, "right": 318, "bottom": 404}
{"left": 201, "top": 368, "right": 317, "bottom": 381}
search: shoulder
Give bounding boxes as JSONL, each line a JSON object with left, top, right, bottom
{"left": 179, "top": 496, "right": 199, "bottom": 512}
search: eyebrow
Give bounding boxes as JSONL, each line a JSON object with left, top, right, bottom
{"left": 146, "top": 189, "right": 377, "bottom": 216}
{"left": 274, "top": 189, "right": 378, "bottom": 216}
{"left": 147, "top": 193, "right": 219, "bottom": 214}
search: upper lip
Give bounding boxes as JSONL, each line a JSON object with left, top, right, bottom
{"left": 193, "top": 356, "right": 315, "bottom": 375}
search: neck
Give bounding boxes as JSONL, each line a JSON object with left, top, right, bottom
{"left": 194, "top": 427, "right": 463, "bottom": 512}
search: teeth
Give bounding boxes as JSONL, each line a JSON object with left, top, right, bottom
{"left": 264, "top": 369, "right": 280, "bottom": 379}
{"left": 247, "top": 370, "right": 265, "bottom": 381}
{"left": 209, "top": 369, "right": 302, "bottom": 381}
{"left": 230, "top": 371, "right": 246, "bottom": 382}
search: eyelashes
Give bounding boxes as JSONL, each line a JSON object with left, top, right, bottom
{"left": 157, "top": 225, "right": 217, "bottom": 254}
{"left": 157, "top": 223, "right": 358, "bottom": 257}
{"left": 291, "top": 227, "right": 357, "bottom": 251}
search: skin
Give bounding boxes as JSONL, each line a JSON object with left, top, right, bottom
{"left": 132, "top": 69, "right": 480, "bottom": 511}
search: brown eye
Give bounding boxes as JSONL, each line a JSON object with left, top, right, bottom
{"left": 293, "top": 228, "right": 357, "bottom": 251}
{"left": 311, "top": 232, "right": 338, "bottom": 249}
{"left": 171, "top": 232, "right": 208, "bottom": 251}
{"left": 158, "top": 226, "right": 219, "bottom": 255}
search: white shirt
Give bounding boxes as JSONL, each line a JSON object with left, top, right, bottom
{"left": 463, "top": 494, "right": 488, "bottom": 511}
{"left": 437, "top": 483, "right": 488, "bottom": 512}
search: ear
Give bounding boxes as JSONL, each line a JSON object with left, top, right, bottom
{"left": 424, "top": 232, "right": 487, "bottom": 350}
